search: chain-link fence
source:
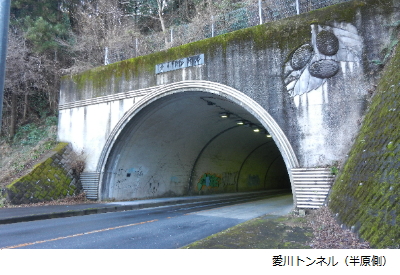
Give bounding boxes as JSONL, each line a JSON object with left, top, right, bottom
{"left": 105, "top": 0, "right": 351, "bottom": 64}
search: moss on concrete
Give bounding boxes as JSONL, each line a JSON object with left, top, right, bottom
{"left": 64, "top": 0, "right": 394, "bottom": 100}
{"left": 5, "top": 143, "right": 80, "bottom": 205}
{"left": 329, "top": 42, "right": 400, "bottom": 248}
{"left": 53, "top": 142, "right": 69, "bottom": 154}
{"left": 183, "top": 214, "right": 311, "bottom": 249}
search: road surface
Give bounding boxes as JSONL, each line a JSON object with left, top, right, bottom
{"left": 0, "top": 192, "right": 293, "bottom": 249}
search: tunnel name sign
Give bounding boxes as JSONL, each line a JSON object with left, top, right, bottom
{"left": 155, "top": 54, "right": 204, "bottom": 74}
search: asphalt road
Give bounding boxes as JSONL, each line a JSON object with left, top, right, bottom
{"left": 0, "top": 192, "right": 293, "bottom": 249}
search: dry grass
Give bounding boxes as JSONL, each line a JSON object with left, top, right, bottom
{"left": 2, "top": 192, "right": 90, "bottom": 208}
{"left": 184, "top": 206, "right": 372, "bottom": 249}
{"left": 307, "top": 206, "right": 370, "bottom": 249}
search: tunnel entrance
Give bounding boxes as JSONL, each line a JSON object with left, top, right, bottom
{"left": 98, "top": 82, "right": 298, "bottom": 201}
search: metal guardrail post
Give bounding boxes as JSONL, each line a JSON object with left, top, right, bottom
{"left": 0, "top": 0, "right": 11, "bottom": 130}
{"left": 296, "top": 0, "right": 300, "bottom": 15}
{"left": 259, "top": 0, "right": 263, "bottom": 25}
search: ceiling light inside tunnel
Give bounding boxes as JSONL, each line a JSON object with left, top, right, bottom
{"left": 251, "top": 124, "right": 261, "bottom": 132}
{"left": 219, "top": 112, "right": 230, "bottom": 118}
{"left": 236, "top": 120, "right": 245, "bottom": 125}
{"left": 253, "top": 126, "right": 264, "bottom": 133}
{"left": 260, "top": 128, "right": 272, "bottom": 137}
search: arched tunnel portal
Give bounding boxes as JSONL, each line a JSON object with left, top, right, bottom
{"left": 97, "top": 81, "right": 299, "bottom": 202}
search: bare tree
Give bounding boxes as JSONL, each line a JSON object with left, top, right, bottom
{"left": 3, "top": 28, "right": 61, "bottom": 137}
{"left": 66, "top": 0, "right": 137, "bottom": 70}
{"left": 132, "top": 0, "right": 173, "bottom": 48}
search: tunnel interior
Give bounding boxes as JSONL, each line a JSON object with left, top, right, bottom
{"left": 101, "top": 91, "right": 291, "bottom": 200}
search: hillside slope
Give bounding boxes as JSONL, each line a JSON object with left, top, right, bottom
{"left": 329, "top": 43, "right": 400, "bottom": 248}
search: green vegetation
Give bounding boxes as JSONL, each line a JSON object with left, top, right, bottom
{"left": 0, "top": 116, "right": 58, "bottom": 188}
{"left": 330, "top": 166, "right": 339, "bottom": 176}
{"left": 13, "top": 116, "right": 57, "bottom": 146}
{"left": 11, "top": 0, "right": 73, "bottom": 55}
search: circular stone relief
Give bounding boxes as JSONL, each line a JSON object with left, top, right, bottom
{"left": 316, "top": 30, "right": 339, "bottom": 56}
{"left": 291, "top": 44, "right": 314, "bottom": 70}
{"left": 309, "top": 59, "right": 340, "bottom": 79}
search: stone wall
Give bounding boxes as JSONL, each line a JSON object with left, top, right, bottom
{"left": 3, "top": 143, "right": 82, "bottom": 205}
{"left": 329, "top": 43, "right": 400, "bottom": 248}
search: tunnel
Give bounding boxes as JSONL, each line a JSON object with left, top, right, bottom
{"left": 98, "top": 83, "right": 296, "bottom": 201}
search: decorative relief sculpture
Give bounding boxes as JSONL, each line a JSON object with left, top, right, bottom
{"left": 316, "top": 30, "right": 339, "bottom": 56}
{"left": 309, "top": 59, "right": 339, "bottom": 79}
{"left": 284, "top": 23, "right": 363, "bottom": 97}
{"left": 291, "top": 44, "right": 314, "bottom": 70}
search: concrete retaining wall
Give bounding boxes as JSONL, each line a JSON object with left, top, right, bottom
{"left": 4, "top": 143, "right": 82, "bottom": 205}
{"left": 329, "top": 43, "right": 400, "bottom": 248}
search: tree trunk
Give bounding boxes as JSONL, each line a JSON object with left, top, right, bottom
{"left": 23, "top": 93, "right": 28, "bottom": 122}
{"left": 157, "top": 0, "right": 170, "bottom": 48}
{"left": 10, "top": 93, "right": 17, "bottom": 138}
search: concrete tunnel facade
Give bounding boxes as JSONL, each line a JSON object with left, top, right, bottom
{"left": 58, "top": 1, "right": 393, "bottom": 205}
{"left": 96, "top": 82, "right": 298, "bottom": 201}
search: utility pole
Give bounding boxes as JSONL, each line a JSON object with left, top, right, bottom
{"left": 0, "top": 0, "right": 11, "bottom": 130}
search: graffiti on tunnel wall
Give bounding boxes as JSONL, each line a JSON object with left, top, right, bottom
{"left": 221, "top": 172, "right": 236, "bottom": 187}
{"left": 197, "top": 173, "right": 221, "bottom": 191}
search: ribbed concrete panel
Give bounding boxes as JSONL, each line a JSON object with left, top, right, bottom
{"left": 292, "top": 168, "right": 335, "bottom": 208}
{"left": 81, "top": 172, "right": 100, "bottom": 200}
